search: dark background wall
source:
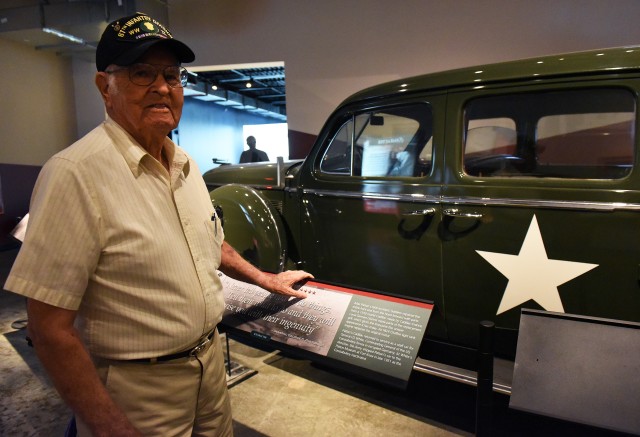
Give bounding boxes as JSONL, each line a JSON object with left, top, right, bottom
{"left": 0, "top": 164, "right": 40, "bottom": 249}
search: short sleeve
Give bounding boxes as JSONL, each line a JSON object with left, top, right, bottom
{"left": 4, "top": 156, "right": 102, "bottom": 310}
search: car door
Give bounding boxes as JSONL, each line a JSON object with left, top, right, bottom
{"left": 298, "top": 95, "right": 448, "bottom": 337}
{"left": 440, "top": 81, "right": 640, "bottom": 355}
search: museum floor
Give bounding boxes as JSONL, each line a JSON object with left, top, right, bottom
{"left": 0, "top": 247, "right": 630, "bottom": 436}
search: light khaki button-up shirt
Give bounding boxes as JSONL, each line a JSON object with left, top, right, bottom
{"left": 5, "top": 118, "right": 225, "bottom": 359}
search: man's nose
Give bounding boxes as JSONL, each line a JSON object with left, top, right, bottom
{"left": 151, "top": 73, "right": 173, "bottom": 92}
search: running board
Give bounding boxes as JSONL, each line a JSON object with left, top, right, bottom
{"left": 413, "top": 357, "right": 513, "bottom": 395}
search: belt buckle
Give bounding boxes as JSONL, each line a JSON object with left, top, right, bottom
{"left": 189, "top": 334, "right": 211, "bottom": 357}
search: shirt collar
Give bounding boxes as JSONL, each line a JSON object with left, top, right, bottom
{"left": 103, "top": 117, "right": 190, "bottom": 178}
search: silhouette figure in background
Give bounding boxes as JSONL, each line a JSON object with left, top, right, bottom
{"left": 239, "top": 135, "right": 269, "bottom": 163}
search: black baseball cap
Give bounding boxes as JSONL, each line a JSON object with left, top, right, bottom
{"left": 96, "top": 12, "right": 195, "bottom": 71}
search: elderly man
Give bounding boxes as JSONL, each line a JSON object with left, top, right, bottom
{"left": 4, "top": 12, "right": 311, "bottom": 437}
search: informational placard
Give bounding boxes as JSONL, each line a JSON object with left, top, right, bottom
{"left": 219, "top": 272, "right": 433, "bottom": 385}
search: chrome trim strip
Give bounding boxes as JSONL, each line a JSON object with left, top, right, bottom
{"left": 243, "top": 184, "right": 283, "bottom": 191}
{"left": 301, "top": 188, "right": 440, "bottom": 203}
{"left": 413, "top": 357, "right": 512, "bottom": 395}
{"left": 300, "top": 188, "right": 640, "bottom": 211}
{"left": 442, "top": 195, "right": 640, "bottom": 211}
{"left": 208, "top": 183, "right": 279, "bottom": 192}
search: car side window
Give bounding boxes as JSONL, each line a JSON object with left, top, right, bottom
{"left": 320, "top": 120, "right": 354, "bottom": 175}
{"left": 463, "top": 88, "right": 636, "bottom": 179}
{"left": 320, "top": 104, "right": 433, "bottom": 177}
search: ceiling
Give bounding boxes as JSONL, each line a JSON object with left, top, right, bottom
{"left": 185, "top": 66, "right": 287, "bottom": 120}
{"left": 0, "top": 0, "right": 133, "bottom": 64}
{"left": 0, "top": 0, "right": 287, "bottom": 120}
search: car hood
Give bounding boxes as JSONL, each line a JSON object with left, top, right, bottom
{"left": 203, "top": 160, "right": 304, "bottom": 188}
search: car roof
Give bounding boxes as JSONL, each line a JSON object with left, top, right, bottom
{"left": 342, "top": 45, "right": 640, "bottom": 105}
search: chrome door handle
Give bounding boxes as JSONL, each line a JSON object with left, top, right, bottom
{"left": 443, "top": 208, "right": 483, "bottom": 219}
{"left": 402, "top": 208, "right": 436, "bottom": 216}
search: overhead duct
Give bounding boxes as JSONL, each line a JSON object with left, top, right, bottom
{"left": 194, "top": 87, "right": 228, "bottom": 103}
{"left": 0, "top": 1, "right": 167, "bottom": 60}
{"left": 183, "top": 79, "right": 206, "bottom": 97}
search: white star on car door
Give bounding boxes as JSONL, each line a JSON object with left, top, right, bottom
{"left": 476, "top": 215, "right": 598, "bottom": 315}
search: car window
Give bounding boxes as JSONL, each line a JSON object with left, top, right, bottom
{"left": 320, "top": 104, "right": 433, "bottom": 177}
{"left": 463, "top": 88, "right": 635, "bottom": 179}
{"left": 320, "top": 120, "right": 353, "bottom": 175}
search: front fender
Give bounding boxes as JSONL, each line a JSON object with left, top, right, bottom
{"left": 210, "top": 184, "right": 286, "bottom": 273}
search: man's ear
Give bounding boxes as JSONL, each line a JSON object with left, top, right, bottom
{"left": 95, "top": 72, "right": 111, "bottom": 105}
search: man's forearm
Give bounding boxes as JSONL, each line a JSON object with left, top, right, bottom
{"left": 27, "top": 300, "right": 140, "bottom": 436}
{"left": 219, "top": 241, "right": 271, "bottom": 287}
{"left": 219, "top": 241, "right": 312, "bottom": 298}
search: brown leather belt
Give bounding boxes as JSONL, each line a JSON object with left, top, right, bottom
{"left": 129, "top": 328, "right": 217, "bottom": 363}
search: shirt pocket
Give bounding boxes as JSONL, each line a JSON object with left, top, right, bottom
{"left": 204, "top": 215, "right": 223, "bottom": 268}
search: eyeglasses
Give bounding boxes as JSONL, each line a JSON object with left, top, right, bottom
{"left": 105, "top": 63, "right": 188, "bottom": 88}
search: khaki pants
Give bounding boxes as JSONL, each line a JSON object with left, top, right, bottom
{"left": 77, "top": 330, "right": 233, "bottom": 436}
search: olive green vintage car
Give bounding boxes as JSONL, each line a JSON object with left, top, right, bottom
{"left": 204, "top": 46, "right": 640, "bottom": 379}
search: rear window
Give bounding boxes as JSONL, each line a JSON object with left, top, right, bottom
{"left": 463, "top": 88, "right": 635, "bottom": 179}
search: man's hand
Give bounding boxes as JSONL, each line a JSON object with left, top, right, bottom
{"left": 220, "top": 241, "right": 313, "bottom": 298}
{"left": 264, "top": 270, "right": 314, "bottom": 299}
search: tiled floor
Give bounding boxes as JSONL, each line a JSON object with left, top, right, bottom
{"left": 0, "top": 248, "right": 71, "bottom": 436}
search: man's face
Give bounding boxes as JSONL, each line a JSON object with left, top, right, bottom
{"left": 98, "top": 45, "right": 184, "bottom": 145}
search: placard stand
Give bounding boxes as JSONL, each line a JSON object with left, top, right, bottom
{"left": 222, "top": 332, "right": 257, "bottom": 388}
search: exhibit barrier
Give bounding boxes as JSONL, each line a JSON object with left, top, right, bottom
{"left": 216, "top": 278, "right": 640, "bottom": 435}
{"left": 510, "top": 309, "right": 640, "bottom": 435}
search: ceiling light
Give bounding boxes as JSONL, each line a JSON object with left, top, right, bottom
{"left": 42, "top": 27, "right": 86, "bottom": 45}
